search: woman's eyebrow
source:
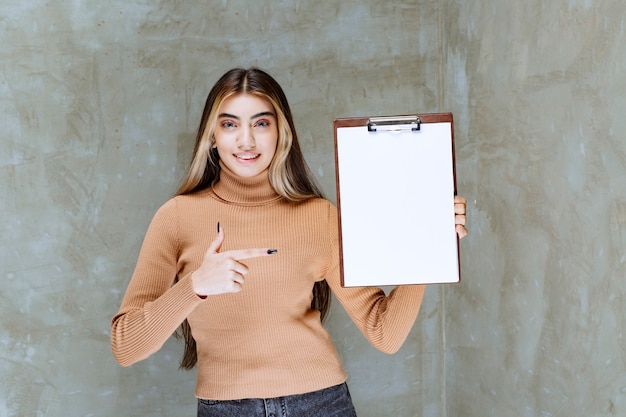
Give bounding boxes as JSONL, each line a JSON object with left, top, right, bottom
{"left": 251, "top": 111, "right": 275, "bottom": 119}
{"left": 217, "top": 111, "right": 275, "bottom": 120}
{"left": 218, "top": 112, "right": 239, "bottom": 119}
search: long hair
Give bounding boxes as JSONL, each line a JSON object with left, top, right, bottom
{"left": 175, "top": 68, "right": 331, "bottom": 370}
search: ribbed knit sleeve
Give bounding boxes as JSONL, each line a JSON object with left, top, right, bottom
{"left": 324, "top": 203, "right": 427, "bottom": 354}
{"left": 111, "top": 199, "right": 204, "bottom": 366}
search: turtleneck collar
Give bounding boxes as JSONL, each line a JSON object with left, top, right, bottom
{"left": 211, "top": 162, "right": 282, "bottom": 206}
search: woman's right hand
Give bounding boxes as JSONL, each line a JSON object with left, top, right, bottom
{"left": 191, "top": 225, "right": 276, "bottom": 297}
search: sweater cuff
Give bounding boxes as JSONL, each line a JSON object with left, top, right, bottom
{"left": 177, "top": 271, "right": 208, "bottom": 302}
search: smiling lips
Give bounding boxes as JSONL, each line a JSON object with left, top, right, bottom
{"left": 234, "top": 152, "right": 260, "bottom": 161}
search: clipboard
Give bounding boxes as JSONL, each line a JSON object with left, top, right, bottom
{"left": 333, "top": 113, "right": 460, "bottom": 287}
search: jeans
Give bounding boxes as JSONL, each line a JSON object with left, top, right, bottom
{"left": 197, "top": 382, "right": 358, "bottom": 417}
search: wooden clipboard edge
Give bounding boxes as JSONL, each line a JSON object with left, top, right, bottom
{"left": 333, "top": 112, "right": 460, "bottom": 287}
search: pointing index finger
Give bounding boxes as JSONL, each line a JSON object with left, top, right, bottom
{"left": 229, "top": 248, "right": 278, "bottom": 261}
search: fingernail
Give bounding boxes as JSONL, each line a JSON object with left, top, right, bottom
{"left": 267, "top": 249, "right": 277, "bottom": 255}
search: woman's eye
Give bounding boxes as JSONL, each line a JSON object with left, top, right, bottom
{"left": 255, "top": 120, "right": 270, "bottom": 128}
{"left": 221, "top": 121, "right": 236, "bottom": 128}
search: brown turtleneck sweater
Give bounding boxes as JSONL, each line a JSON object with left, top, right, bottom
{"left": 111, "top": 165, "right": 426, "bottom": 400}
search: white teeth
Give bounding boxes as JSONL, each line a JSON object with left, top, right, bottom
{"left": 236, "top": 154, "right": 259, "bottom": 160}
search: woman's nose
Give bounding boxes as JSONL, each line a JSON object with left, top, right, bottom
{"left": 237, "top": 126, "right": 255, "bottom": 149}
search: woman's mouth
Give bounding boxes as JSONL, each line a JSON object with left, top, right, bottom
{"left": 234, "top": 153, "right": 260, "bottom": 161}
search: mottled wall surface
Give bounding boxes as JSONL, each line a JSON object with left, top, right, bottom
{"left": 443, "top": 1, "right": 626, "bottom": 416}
{"left": 1, "top": 1, "right": 445, "bottom": 416}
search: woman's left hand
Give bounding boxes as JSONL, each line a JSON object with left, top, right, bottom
{"left": 455, "top": 195, "right": 468, "bottom": 238}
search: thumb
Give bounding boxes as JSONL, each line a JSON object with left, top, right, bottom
{"left": 207, "top": 222, "right": 224, "bottom": 254}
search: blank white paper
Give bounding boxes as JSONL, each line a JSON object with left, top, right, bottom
{"left": 335, "top": 121, "right": 459, "bottom": 287}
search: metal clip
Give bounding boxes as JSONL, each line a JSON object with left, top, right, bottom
{"left": 367, "top": 116, "right": 421, "bottom": 132}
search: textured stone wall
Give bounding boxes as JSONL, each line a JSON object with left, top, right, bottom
{"left": 444, "top": 1, "right": 626, "bottom": 416}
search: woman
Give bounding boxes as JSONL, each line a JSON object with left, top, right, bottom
{"left": 111, "top": 67, "right": 467, "bottom": 416}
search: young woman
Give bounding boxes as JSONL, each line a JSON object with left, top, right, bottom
{"left": 111, "top": 67, "right": 467, "bottom": 416}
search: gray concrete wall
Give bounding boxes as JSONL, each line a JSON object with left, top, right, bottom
{"left": 443, "top": 1, "right": 626, "bottom": 416}
{"left": 1, "top": 1, "right": 445, "bottom": 416}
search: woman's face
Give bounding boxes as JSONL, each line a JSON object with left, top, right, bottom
{"left": 213, "top": 93, "right": 278, "bottom": 178}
